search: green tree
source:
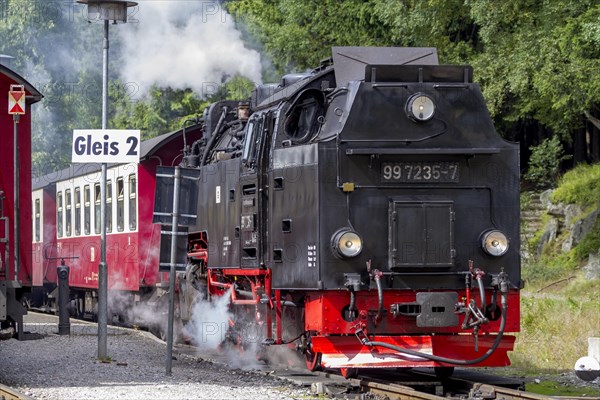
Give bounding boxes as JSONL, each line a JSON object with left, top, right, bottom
{"left": 468, "top": 0, "right": 600, "bottom": 138}
{"left": 525, "top": 136, "right": 572, "bottom": 189}
{"left": 226, "top": 0, "right": 478, "bottom": 71}
{"left": 228, "top": 0, "right": 600, "bottom": 161}
{"left": 111, "top": 75, "right": 255, "bottom": 140}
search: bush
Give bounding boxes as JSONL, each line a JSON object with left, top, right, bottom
{"left": 552, "top": 163, "right": 600, "bottom": 208}
{"left": 525, "top": 137, "right": 571, "bottom": 189}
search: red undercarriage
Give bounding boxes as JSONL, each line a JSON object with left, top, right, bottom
{"left": 203, "top": 266, "right": 519, "bottom": 370}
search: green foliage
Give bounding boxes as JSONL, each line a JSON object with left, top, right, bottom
{"left": 524, "top": 162, "right": 599, "bottom": 289}
{"left": 469, "top": 1, "right": 600, "bottom": 138}
{"left": 524, "top": 251, "right": 579, "bottom": 286}
{"left": 112, "top": 86, "right": 209, "bottom": 140}
{"left": 228, "top": 0, "right": 600, "bottom": 147}
{"left": 574, "top": 214, "right": 600, "bottom": 260}
{"left": 0, "top": 0, "right": 108, "bottom": 173}
{"left": 226, "top": 0, "right": 476, "bottom": 72}
{"left": 3, "top": 0, "right": 599, "bottom": 173}
{"left": 552, "top": 163, "right": 600, "bottom": 207}
{"left": 111, "top": 75, "right": 255, "bottom": 140}
{"left": 525, "top": 137, "right": 571, "bottom": 189}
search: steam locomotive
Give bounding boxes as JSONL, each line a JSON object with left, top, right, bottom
{"left": 157, "top": 46, "right": 522, "bottom": 377}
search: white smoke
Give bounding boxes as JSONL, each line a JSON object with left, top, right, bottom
{"left": 182, "top": 288, "right": 268, "bottom": 370}
{"left": 184, "top": 288, "right": 233, "bottom": 351}
{"left": 119, "top": 0, "right": 262, "bottom": 97}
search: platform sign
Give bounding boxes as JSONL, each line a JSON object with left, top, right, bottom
{"left": 8, "top": 84, "right": 25, "bottom": 115}
{"left": 72, "top": 129, "right": 140, "bottom": 163}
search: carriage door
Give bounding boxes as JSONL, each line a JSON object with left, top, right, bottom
{"left": 239, "top": 112, "right": 273, "bottom": 268}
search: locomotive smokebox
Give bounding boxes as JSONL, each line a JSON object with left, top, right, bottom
{"left": 57, "top": 263, "right": 70, "bottom": 335}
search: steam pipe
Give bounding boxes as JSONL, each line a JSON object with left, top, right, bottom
{"left": 181, "top": 116, "right": 199, "bottom": 156}
{"left": 200, "top": 107, "right": 228, "bottom": 166}
{"left": 374, "top": 271, "right": 384, "bottom": 323}
{"left": 259, "top": 298, "right": 298, "bottom": 307}
{"left": 476, "top": 274, "right": 486, "bottom": 311}
{"left": 349, "top": 289, "right": 356, "bottom": 315}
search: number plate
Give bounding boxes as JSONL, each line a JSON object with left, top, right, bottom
{"left": 381, "top": 162, "right": 459, "bottom": 183}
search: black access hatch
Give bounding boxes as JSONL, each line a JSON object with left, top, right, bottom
{"left": 388, "top": 198, "right": 455, "bottom": 269}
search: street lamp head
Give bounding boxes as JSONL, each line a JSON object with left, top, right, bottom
{"left": 77, "top": 0, "right": 138, "bottom": 24}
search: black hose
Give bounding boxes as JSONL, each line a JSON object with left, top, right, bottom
{"left": 363, "top": 291, "right": 508, "bottom": 366}
{"left": 375, "top": 274, "right": 384, "bottom": 323}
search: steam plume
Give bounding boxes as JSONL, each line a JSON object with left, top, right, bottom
{"left": 119, "top": 0, "right": 262, "bottom": 97}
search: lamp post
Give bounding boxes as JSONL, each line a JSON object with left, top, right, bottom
{"left": 77, "top": 0, "right": 137, "bottom": 361}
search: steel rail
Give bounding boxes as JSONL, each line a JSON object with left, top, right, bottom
{"left": 358, "top": 375, "right": 600, "bottom": 400}
{"left": 360, "top": 379, "right": 447, "bottom": 400}
{"left": 0, "top": 383, "right": 35, "bottom": 400}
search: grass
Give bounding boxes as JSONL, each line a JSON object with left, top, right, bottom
{"left": 513, "top": 280, "right": 600, "bottom": 371}
{"left": 515, "top": 165, "right": 600, "bottom": 374}
{"left": 551, "top": 163, "right": 600, "bottom": 208}
{"left": 526, "top": 380, "right": 600, "bottom": 397}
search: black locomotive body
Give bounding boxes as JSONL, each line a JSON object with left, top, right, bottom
{"left": 161, "top": 47, "right": 521, "bottom": 375}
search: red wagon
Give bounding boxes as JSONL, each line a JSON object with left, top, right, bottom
{"left": 0, "top": 63, "right": 42, "bottom": 338}
{"left": 31, "top": 126, "right": 201, "bottom": 322}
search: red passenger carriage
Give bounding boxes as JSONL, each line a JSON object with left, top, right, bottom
{"left": 0, "top": 64, "right": 42, "bottom": 337}
{"left": 30, "top": 126, "right": 201, "bottom": 319}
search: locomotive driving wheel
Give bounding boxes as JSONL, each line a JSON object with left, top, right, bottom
{"left": 301, "top": 334, "right": 322, "bottom": 371}
{"left": 305, "top": 349, "right": 322, "bottom": 371}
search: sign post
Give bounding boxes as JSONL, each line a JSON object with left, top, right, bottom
{"left": 77, "top": 0, "right": 138, "bottom": 363}
{"left": 9, "top": 84, "right": 25, "bottom": 282}
{"left": 71, "top": 128, "right": 140, "bottom": 361}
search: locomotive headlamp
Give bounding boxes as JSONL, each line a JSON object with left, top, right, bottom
{"left": 331, "top": 229, "right": 363, "bottom": 258}
{"left": 481, "top": 230, "right": 509, "bottom": 256}
{"left": 406, "top": 93, "right": 435, "bottom": 122}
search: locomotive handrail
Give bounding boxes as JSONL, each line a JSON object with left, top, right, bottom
{"left": 345, "top": 148, "right": 501, "bottom": 155}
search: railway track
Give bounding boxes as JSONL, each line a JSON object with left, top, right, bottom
{"left": 307, "top": 369, "right": 600, "bottom": 400}
{"left": 0, "top": 383, "right": 34, "bottom": 400}
{"left": 361, "top": 379, "right": 558, "bottom": 400}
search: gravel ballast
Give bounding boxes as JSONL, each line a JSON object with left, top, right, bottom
{"left": 0, "top": 313, "right": 313, "bottom": 400}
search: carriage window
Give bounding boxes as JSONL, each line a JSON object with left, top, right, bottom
{"left": 107, "top": 181, "right": 113, "bottom": 233}
{"left": 84, "top": 185, "right": 90, "bottom": 235}
{"left": 117, "top": 177, "right": 124, "bottom": 232}
{"left": 57, "top": 192, "right": 63, "bottom": 238}
{"left": 65, "top": 189, "right": 72, "bottom": 237}
{"left": 75, "top": 188, "right": 81, "bottom": 236}
{"left": 284, "top": 91, "right": 324, "bottom": 144}
{"left": 34, "top": 199, "right": 41, "bottom": 242}
{"left": 128, "top": 174, "right": 137, "bottom": 230}
{"left": 94, "top": 183, "right": 101, "bottom": 234}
